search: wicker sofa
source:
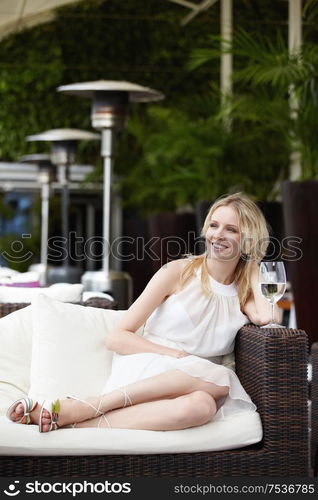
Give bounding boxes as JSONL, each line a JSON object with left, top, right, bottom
{"left": 0, "top": 300, "right": 310, "bottom": 477}
{"left": 311, "top": 341, "right": 318, "bottom": 476}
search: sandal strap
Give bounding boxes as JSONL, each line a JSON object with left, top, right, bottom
{"left": 67, "top": 395, "right": 112, "bottom": 428}
{"left": 23, "top": 399, "right": 38, "bottom": 424}
{"left": 98, "top": 414, "right": 111, "bottom": 429}
{"left": 50, "top": 407, "right": 59, "bottom": 431}
{"left": 7, "top": 398, "right": 38, "bottom": 425}
{"left": 67, "top": 395, "right": 103, "bottom": 418}
{"left": 39, "top": 399, "right": 60, "bottom": 433}
{"left": 117, "top": 388, "right": 133, "bottom": 407}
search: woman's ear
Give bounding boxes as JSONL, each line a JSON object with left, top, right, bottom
{"left": 241, "top": 253, "right": 251, "bottom": 261}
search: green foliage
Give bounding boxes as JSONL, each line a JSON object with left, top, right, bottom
{"left": 188, "top": 23, "right": 318, "bottom": 182}
{"left": 0, "top": 233, "right": 41, "bottom": 272}
{"left": 0, "top": 194, "right": 15, "bottom": 219}
{"left": 0, "top": 194, "right": 41, "bottom": 272}
{"left": 118, "top": 93, "right": 287, "bottom": 215}
{"left": 119, "top": 104, "right": 225, "bottom": 213}
{"left": 0, "top": 0, "right": 314, "bottom": 218}
{"left": 0, "top": 0, "right": 218, "bottom": 163}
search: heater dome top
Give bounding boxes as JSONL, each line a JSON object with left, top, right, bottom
{"left": 57, "top": 80, "right": 164, "bottom": 102}
{"left": 26, "top": 128, "right": 100, "bottom": 142}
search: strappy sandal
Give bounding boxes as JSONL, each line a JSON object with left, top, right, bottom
{"left": 68, "top": 388, "right": 133, "bottom": 429}
{"left": 39, "top": 388, "right": 133, "bottom": 432}
{"left": 66, "top": 395, "right": 112, "bottom": 429}
{"left": 6, "top": 398, "right": 38, "bottom": 424}
{"left": 39, "top": 399, "right": 60, "bottom": 433}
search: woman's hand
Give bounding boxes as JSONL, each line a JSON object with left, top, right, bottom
{"left": 249, "top": 259, "right": 260, "bottom": 283}
{"left": 244, "top": 259, "right": 283, "bottom": 325}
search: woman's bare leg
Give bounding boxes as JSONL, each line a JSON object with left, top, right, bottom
{"left": 74, "top": 391, "right": 218, "bottom": 431}
{"left": 14, "top": 369, "right": 228, "bottom": 431}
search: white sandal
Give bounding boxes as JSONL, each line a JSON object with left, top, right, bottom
{"left": 39, "top": 399, "right": 60, "bottom": 433}
{"left": 66, "top": 395, "right": 111, "bottom": 428}
{"left": 39, "top": 388, "right": 133, "bottom": 432}
{"left": 6, "top": 398, "right": 38, "bottom": 425}
{"left": 69, "top": 388, "right": 133, "bottom": 429}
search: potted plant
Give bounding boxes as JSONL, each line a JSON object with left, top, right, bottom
{"left": 188, "top": 23, "right": 318, "bottom": 344}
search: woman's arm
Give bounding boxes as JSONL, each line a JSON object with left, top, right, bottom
{"left": 105, "top": 260, "right": 188, "bottom": 358}
{"left": 243, "top": 261, "right": 283, "bottom": 326}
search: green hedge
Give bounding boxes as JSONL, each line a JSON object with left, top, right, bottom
{"left": 0, "top": 0, "right": 296, "bottom": 214}
{"left": 0, "top": 0, "right": 219, "bottom": 162}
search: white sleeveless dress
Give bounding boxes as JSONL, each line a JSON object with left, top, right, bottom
{"left": 102, "top": 267, "right": 256, "bottom": 420}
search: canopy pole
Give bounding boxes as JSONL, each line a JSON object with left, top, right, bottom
{"left": 220, "top": 0, "right": 233, "bottom": 130}
{"left": 288, "top": 0, "right": 302, "bottom": 181}
{"left": 220, "top": 0, "right": 233, "bottom": 97}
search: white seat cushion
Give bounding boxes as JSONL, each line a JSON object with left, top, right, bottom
{"left": 0, "top": 294, "right": 263, "bottom": 455}
{"left": 0, "top": 411, "right": 262, "bottom": 455}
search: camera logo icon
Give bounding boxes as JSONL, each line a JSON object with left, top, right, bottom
{"left": 3, "top": 481, "right": 20, "bottom": 496}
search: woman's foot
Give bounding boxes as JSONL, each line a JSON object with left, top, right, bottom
{"left": 9, "top": 401, "right": 53, "bottom": 430}
{"left": 7, "top": 398, "right": 85, "bottom": 430}
{"left": 8, "top": 389, "right": 132, "bottom": 432}
{"left": 39, "top": 389, "right": 133, "bottom": 433}
{"left": 7, "top": 398, "right": 38, "bottom": 424}
{"left": 39, "top": 397, "right": 107, "bottom": 433}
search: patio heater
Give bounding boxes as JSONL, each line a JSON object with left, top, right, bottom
{"left": 57, "top": 81, "right": 164, "bottom": 308}
{"left": 19, "top": 154, "right": 55, "bottom": 286}
{"left": 26, "top": 129, "right": 100, "bottom": 284}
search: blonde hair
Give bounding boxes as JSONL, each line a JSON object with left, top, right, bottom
{"left": 179, "top": 193, "right": 270, "bottom": 307}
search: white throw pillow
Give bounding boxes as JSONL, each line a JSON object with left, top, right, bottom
{"left": 28, "top": 294, "right": 126, "bottom": 402}
{"left": 0, "top": 267, "right": 19, "bottom": 278}
{"left": 82, "top": 291, "right": 114, "bottom": 302}
{"left": 0, "top": 283, "right": 83, "bottom": 303}
{"left": 0, "top": 307, "right": 33, "bottom": 415}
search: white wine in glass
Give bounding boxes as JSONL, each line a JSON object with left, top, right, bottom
{"left": 259, "top": 261, "right": 286, "bottom": 328}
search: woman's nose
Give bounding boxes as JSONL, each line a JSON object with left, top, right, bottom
{"left": 214, "top": 226, "right": 225, "bottom": 238}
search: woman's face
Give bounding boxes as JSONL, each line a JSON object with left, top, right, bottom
{"left": 205, "top": 205, "right": 241, "bottom": 262}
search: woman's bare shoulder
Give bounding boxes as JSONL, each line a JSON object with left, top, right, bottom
{"left": 163, "top": 258, "right": 191, "bottom": 275}
{"left": 166, "top": 257, "right": 197, "bottom": 294}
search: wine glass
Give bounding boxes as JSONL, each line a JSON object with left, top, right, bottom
{"left": 259, "top": 261, "right": 286, "bottom": 328}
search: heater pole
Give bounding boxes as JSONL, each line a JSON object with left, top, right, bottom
{"left": 62, "top": 183, "right": 70, "bottom": 268}
{"left": 20, "top": 154, "right": 53, "bottom": 287}
{"left": 57, "top": 81, "right": 164, "bottom": 308}
{"left": 26, "top": 129, "right": 99, "bottom": 285}
{"left": 58, "top": 163, "right": 70, "bottom": 268}
{"left": 40, "top": 182, "right": 50, "bottom": 270}
{"left": 101, "top": 129, "right": 113, "bottom": 274}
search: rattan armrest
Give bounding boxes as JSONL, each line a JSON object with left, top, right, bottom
{"left": 311, "top": 341, "right": 318, "bottom": 474}
{"left": 235, "top": 324, "right": 309, "bottom": 471}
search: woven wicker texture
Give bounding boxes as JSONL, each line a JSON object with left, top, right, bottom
{"left": 0, "top": 297, "right": 117, "bottom": 319}
{"left": 0, "top": 304, "right": 310, "bottom": 477}
{"left": 311, "top": 342, "right": 318, "bottom": 475}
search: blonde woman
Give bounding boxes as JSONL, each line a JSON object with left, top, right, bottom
{"left": 8, "top": 193, "right": 280, "bottom": 432}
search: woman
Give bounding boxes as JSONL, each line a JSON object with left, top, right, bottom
{"left": 8, "top": 192, "right": 280, "bottom": 432}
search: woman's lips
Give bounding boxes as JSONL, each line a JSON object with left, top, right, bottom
{"left": 212, "top": 241, "right": 229, "bottom": 250}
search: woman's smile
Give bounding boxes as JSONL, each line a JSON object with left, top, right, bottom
{"left": 212, "top": 240, "right": 230, "bottom": 250}
{"left": 205, "top": 205, "right": 241, "bottom": 261}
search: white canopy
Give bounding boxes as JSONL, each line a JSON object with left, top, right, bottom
{"left": 0, "top": 0, "right": 84, "bottom": 40}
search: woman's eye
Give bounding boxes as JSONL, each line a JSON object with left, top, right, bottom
{"left": 210, "top": 223, "right": 217, "bottom": 228}
{"left": 228, "top": 228, "right": 237, "bottom": 233}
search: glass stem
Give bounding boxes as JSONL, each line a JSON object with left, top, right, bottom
{"left": 271, "top": 301, "right": 275, "bottom": 325}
